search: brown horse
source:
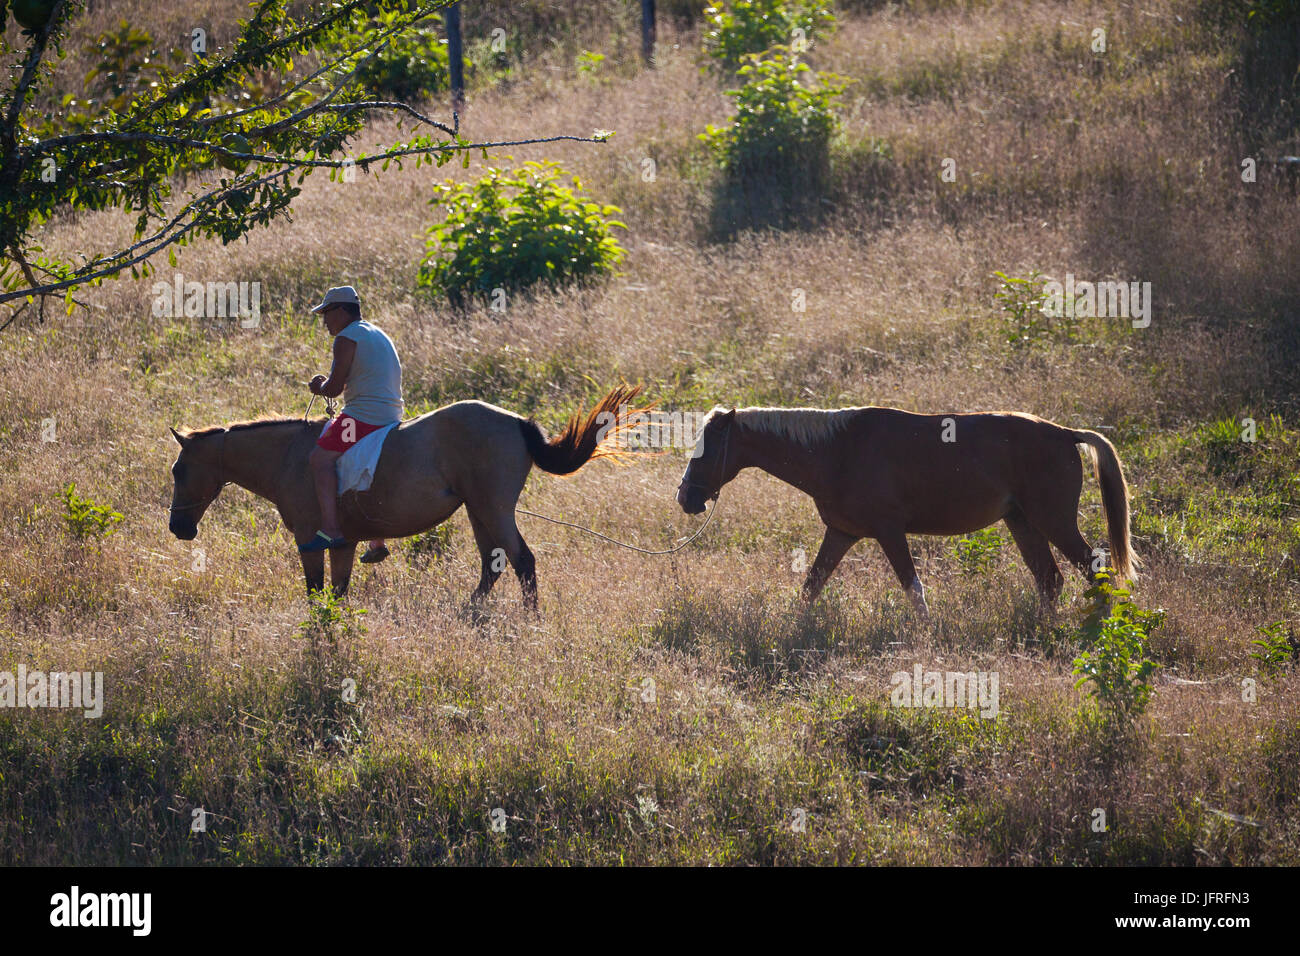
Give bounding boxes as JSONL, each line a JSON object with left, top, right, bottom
{"left": 676, "top": 405, "right": 1137, "bottom": 613}
{"left": 168, "top": 385, "right": 645, "bottom": 606}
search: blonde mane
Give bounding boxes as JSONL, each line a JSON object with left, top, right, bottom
{"left": 704, "top": 405, "right": 861, "bottom": 449}
{"left": 183, "top": 416, "right": 323, "bottom": 440}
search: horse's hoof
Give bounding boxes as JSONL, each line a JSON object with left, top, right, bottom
{"left": 462, "top": 600, "right": 489, "bottom": 627}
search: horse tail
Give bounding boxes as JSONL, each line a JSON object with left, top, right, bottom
{"left": 518, "top": 384, "right": 651, "bottom": 475}
{"left": 1072, "top": 429, "right": 1139, "bottom": 582}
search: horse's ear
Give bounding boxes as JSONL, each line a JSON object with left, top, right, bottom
{"left": 724, "top": 408, "right": 737, "bottom": 419}
{"left": 169, "top": 427, "right": 190, "bottom": 448}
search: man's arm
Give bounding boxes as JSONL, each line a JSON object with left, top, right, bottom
{"left": 311, "top": 336, "right": 357, "bottom": 397}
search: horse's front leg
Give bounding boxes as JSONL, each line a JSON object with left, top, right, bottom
{"left": 329, "top": 542, "right": 358, "bottom": 598}
{"left": 801, "top": 526, "right": 859, "bottom": 603}
{"left": 299, "top": 549, "right": 326, "bottom": 595}
{"left": 877, "top": 530, "right": 930, "bottom": 619}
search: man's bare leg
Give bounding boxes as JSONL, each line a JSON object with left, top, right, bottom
{"left": 308, "top": 446, "right": 345, "bottom": 539}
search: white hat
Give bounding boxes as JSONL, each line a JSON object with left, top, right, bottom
{"left": 310, "top": 285, "right": 361, "bottom": 313}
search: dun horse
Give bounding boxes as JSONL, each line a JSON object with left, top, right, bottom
{"left": 676, "top": 406, "right": 1137, "bottom": 613}
{"left": 168, "top": 385, "right": 645, "bottom": 607}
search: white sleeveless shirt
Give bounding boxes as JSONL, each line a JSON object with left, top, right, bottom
{"left": 336, "top": 319, "right": 404, "bottom": 425}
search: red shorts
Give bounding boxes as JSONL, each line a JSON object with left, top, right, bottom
{"left": 316, "top": 414, "right": 386, "bottom": 453}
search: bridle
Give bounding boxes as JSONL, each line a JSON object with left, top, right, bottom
{"left": 169, "top": 394, "right": 329, "bottom": 517}
{"left": 168, "top": 432, "right": 231, "bottom": 515}
{"left": 169, "top": 488, "right": 226, "bottom": 514}
{"left": 677, "top": 415, "right": 733, "bottom": 503}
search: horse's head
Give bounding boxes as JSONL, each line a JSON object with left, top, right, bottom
{"left": 676, "top": 407, "right": 736, "bottom": 515}
{"left": 168, "top": 427, "right": 225, "bottom": 540}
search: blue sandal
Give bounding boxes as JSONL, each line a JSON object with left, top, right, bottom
{"left": 298, "top": 530, "right": 349, "bottom": 553}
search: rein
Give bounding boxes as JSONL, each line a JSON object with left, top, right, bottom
{"left": 515, "top": 415, "right": 732, "bottom": 556}
{"left": 170, "top": 403, "right": 732, "bottom": 558}
{"left": 175, "top": 393, "right": 334, "bottom": 514}
{"left": 168, "top": 496, "right": 219, "bottom": 514}
{"left": 515, "top": 493, "right": 722, "bottom": 556}
{"left": 303, "top": 390, "right": 337, "bottom": 422}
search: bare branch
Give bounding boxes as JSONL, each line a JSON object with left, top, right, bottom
{"left": 23, "top": 128, "right": 594, "bottom": 173}
{"left": 0, "top": 132, "right": 611, "bottom": 307}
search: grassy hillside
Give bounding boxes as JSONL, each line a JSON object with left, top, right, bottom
{"left": 0, "top": 0, "right": 1297, "bottom": 864}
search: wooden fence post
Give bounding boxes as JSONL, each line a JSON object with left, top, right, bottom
{"left": 447, "top": 2, "right": 465, "bottom": 112}
{"left": 640, "top": 0, "right": 656, "bottom": 66}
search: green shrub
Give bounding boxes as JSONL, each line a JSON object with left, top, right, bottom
{"left": 297, "top": 587, "right": 366, "bottom": 739}
{"left": 703, "top": 0, "right": 836, "bottom": 74}
{"left": 1196, "top": 416, "right": 1252, "bottom": 482}
{"left": 299, "top": 585, "right": 367, "bottom": 643}
{"left": 1193, "top": 414, "right": 1292, "bottom": 487}
{"left": 1072, "top": 571, "right": 1162, "bottom": 722}
{"left": 342, "top": 8, "right": 460, "bottom": 102}
{"left": 406, "top": 523, "right": 455, "bottom": 569}
{"left": 993, "top": 270, "right": 1055, "bottom": 348}
{"left": 1250, "top": 620, "right": 1298, "bottom": 678}
{"left": 83, "top": 21, "right": 180, "bottom": 114}
{"left": 700, "top": 48, "right": 845, "bottom": 197}
{"left": 59, "top": 483, "right": 124, "bottom": 540}
{"left": 954, "top": 527, "right": 1004, "bottom": 575}
{"left": 576, "top": 50, "right": 606, "bottom": 77}
{"left": 417, "top": 159, "right": 627, "bottom": 305}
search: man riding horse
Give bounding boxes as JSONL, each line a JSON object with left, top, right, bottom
{"left": 168, "top": 286, "right": 647, "bottom": 603}
{"left": 302, "top": 285, "right": 398, "bottom": 564}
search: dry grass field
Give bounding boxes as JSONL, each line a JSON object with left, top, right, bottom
{"left": 0, "top": 0, "right": 1298, "bottom": 865}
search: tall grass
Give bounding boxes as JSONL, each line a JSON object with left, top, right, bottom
{"left": 0, "top": 0, "right": 1297, "bottom": 864}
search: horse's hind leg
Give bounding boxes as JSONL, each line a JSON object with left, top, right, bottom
{"left": 1021, "top": 506, "right": 1097, "bottom": 581}
{"left": 514, "top": 538, "right": 538, "bottom": 612}
{"left": 1018, "top": 451, "right": 1098, "bottom": 581}
{"left": 467, "top": 511, "right": 504, "bottom": 605}
{"left": 1044, "top": 523, "right": 1096, "bottom": 582}
{"left": 1004, "top": 506, "right": 1063, "bottom": 603}
{"left": 467, "top": 508, "right": 538, "bottom": 613}
{"left": 1019, "top": 499, "right": 1097, "bottom": 580}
